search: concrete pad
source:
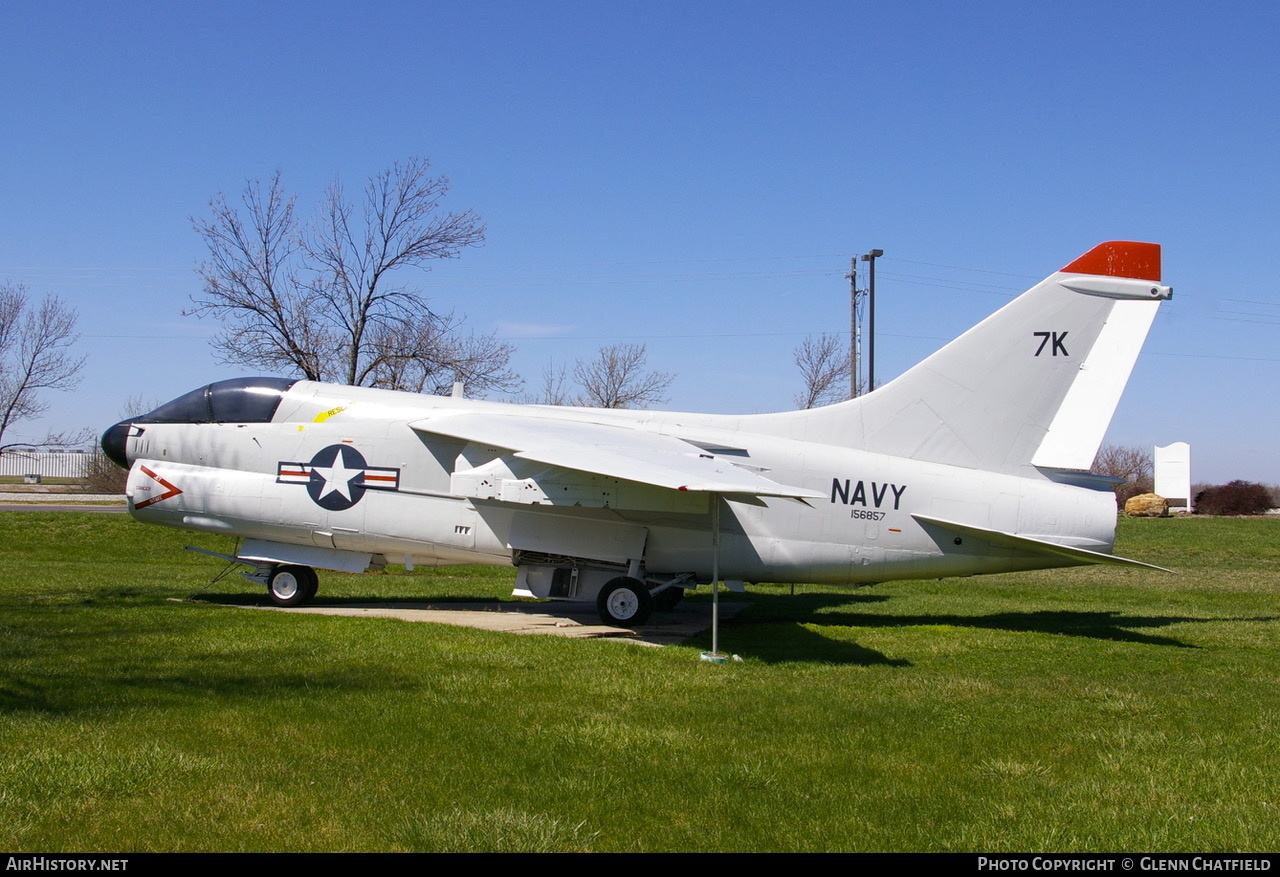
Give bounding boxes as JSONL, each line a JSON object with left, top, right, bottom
{"left": 217, "top": 599, "right": 748, "bottom": 647}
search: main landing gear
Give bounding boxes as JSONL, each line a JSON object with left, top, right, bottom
{"left": 596, "top": 576, "right": 653, "bottom": 626}
{"left": 593, "top": 579, "right": 687, "bottom": 626}
{"left": 266, "top": 564, "right": 319, "bottom": 607}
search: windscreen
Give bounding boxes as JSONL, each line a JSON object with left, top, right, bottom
{"left": 137, "top": 377, "right": 299, "bottom": 423}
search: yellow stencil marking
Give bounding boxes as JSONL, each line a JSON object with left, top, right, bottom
{"left": 313, "top": 405, "right": 348, "bottom": 423}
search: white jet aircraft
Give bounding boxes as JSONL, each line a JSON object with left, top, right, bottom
{"left": 101, "top": 241, "right": 1171, "bottom": 626}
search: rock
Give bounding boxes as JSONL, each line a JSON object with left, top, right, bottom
{"left": 1124, "top": 493, "right": 1169, "bottom": 517}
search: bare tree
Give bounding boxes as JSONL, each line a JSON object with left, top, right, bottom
{"left": 793, "top": 333, "right": 851, "bottom": 408}
{"left": 363, "top": 313, "right": 519, "bottom": 396}
{"left": 0, "top": 283, "right": 85, "bottom": 449}
{"left": 82, "top": 394, "right": 165, "bottom": 493}
{"left": 189, "top": 158, "right": 518, "bottom": 396}
{"left": 120, "top": 393, "right": 163, "bottom": 419}
{"left": 530, "top": 360, "right": 573, "bottom": 406}
{"left": 1092, "top": 443, "right": 1154, "bottom": 507}
{"left": 572, "top": 343, "right": 674, "bottom": 409}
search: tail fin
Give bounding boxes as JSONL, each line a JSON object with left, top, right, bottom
{"left": 780, "top": 242, "right": 1170, "bottom": 476}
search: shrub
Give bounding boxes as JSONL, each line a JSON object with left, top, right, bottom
{"left": 1193, "top": 481, "right": 1274, "bottom": 516}
{"left": 83, "top": 451, "right": 127, "bottom": 494}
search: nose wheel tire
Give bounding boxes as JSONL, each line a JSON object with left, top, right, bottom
{"left": 268, "top": 565, "right": 319, "bottom": 607}
{"left": 596, "top": 576, "right": 653, "bottom": 627}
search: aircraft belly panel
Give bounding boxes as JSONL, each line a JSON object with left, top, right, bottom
{"left": 506, "top": 512, "right": 646, "bottom": 565}
{"left": 237, "top": 539, "right": 372, "bottom": 574}
{"left": 351, "top": 493, "right": 508, "bottom": 562}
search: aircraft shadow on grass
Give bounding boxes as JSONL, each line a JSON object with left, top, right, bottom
{"left": 190, "top": 587, "right": 909, "bottom": 666}
{"left": 0, "top": 617, "right": 430, "bottom": 717}
{"left": 729, "top": 590, "right": 1278, "bottom": 657}
{"left": 185, "top": 587, "right": 1278, "bottom": 667}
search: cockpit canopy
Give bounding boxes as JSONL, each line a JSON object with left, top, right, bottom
{"left": 101, "top": 377, "right": 299, "bottom": 468}
{"left": 134, "top": 377, "right": 299, "bottom": 424}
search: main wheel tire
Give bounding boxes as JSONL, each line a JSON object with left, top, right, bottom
{"left": 654, "top": 586, "right": 685, "bottom": 612}
{"left": 596, "top": 576, "right": 653, "bottom": 626}
{"left": 268, "top": 565, "right": 318, "bottom": 607}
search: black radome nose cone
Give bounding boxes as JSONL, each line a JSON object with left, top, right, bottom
{"left": 100, "top": 421, "right": 132, "bottom": 469}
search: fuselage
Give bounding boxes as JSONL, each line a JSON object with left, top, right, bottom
{"left": 112, "top": 379, "right": 1120, "bottom": 586}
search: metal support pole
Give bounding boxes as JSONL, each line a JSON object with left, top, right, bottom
{"left": 701, "top": 494, "right": 728, "bottom": 663}
{"left": 861, "top": 249, "right": 883, "bottom": 391}
{"left": 846, "top": 257, "right": 858, "bottom": 399}
{"left": 710, "top": 495, "right": 720, "bottom": 656}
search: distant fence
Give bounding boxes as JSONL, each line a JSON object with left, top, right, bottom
{"left": 0, "top": 450, "right": 93, "bottom": 479}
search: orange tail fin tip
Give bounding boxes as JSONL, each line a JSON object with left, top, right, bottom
{"left": 1062, "top": 241, "right": 1160, "bottom": 282}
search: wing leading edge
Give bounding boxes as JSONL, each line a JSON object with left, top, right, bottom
{"left": 409, "top": 414, "right": 824, "bottom": 499}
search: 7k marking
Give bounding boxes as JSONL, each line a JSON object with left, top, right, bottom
{"left": 1033, "top": 331, "right": 1069, "bottom": 357}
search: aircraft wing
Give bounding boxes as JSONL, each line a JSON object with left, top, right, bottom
{"left": 410, "top": 413, "right": 823, "bottom": 499}
{"left": 912, "top": 514, "right": 1173, "bottom": 572}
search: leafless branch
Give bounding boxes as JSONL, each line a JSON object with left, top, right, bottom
{"left": 0, "top": 283, "right": 85, "bottom": 447}
{"left": 1092, "top": 443, "right": 1155, "bottom": 507}
{"left": 0, "top": 428, "right": 94, "bottom": 455}
{"left": 793, "top": 333, "right": 849, "bottom": 408}
{"left": 572, "top": 342, "right": 674, "bottom": 409}
{"left": 189, "top": 158, "right": 495, "bottom": 392}
{"left": 539, "top": 360, "right": 573, "bottom": 405}
{"left": 1092, "top": 444, "right": 1153, "bottom": 484}
{"left": 363, "top": 313, "right": 520, "bottom": 397}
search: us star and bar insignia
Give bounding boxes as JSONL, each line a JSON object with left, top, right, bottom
{"left": 277, "top": 444, "right": 400, "bottom": 511}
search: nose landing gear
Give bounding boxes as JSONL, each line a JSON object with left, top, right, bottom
{"left": 266, "top": 565, "right": 319, "bottom": 607}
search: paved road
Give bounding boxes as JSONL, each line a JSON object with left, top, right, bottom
{"left": 0, "top": 491, "right": 124, "bottom": 512}
{"left": 0, "top": 502, "right": 126, "bottom": 512}
{"left": 0, "top": 493, "right": 123, "bottom": 502}
{"left": 0, "top": 494, "right": 126, "bottom": 513}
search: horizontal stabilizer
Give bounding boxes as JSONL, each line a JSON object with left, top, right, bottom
{"left": 912, "top": 514, "right": 1172, "bottom": 572}
{"left": 411, "top": 414, "right": 823, "bottom": 499}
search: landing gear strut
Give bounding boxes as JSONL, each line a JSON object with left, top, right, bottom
{"left": 654, "top": 586, "right": 685, "bottom": 612}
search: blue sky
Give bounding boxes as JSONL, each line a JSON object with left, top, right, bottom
{"left": 1, "top": 1, "right": 1276, "bottom": 483}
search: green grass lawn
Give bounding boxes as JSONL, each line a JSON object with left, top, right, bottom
{"left": 1, "top": 513, "right": 1277, "bottom": 852}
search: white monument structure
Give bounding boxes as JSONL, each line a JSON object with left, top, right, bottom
{"left": 1154, "top": 442, "right": 1192, "bottom": 513}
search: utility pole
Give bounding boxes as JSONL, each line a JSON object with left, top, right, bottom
{"left": 861, "top": 249, "right": 883, "bottom": 391}
{"left": 845, "top": 257, "right": 859, "bottom": 398}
